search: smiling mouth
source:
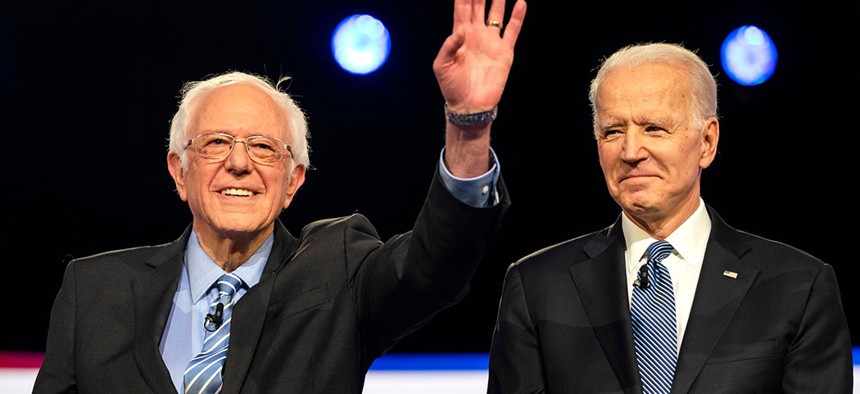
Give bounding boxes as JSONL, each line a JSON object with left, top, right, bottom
{"left": 623, "top": 173, "right": 656, "bottom": 181}
{"left": 221, "top": 188, "right": 255, "bottom": 197}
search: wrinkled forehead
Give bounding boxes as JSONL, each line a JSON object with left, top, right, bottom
{"left": 599, "top": 63, "right": 689, "bottom": 97}
{"left": 596, "top": 64, "right": 691, "bottom": 115}
{"left": 189, "top": 83, "right": 290, "bottom": 140}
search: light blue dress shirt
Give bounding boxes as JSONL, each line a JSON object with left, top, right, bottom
{"left": 160, "top": 149, "right": 501, "bottom": 392}
{"left": 159, "top": 231, "right": 270, "bottom": 390}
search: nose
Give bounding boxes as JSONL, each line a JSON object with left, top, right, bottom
{"left": 619, "top": 130, "right": 648, "bottom": 163}
{"left": 224, "top": 139, "right": 254, "bottom": 172}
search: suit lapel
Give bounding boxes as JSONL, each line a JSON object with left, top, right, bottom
{"left": 671, "top": 207, "right": 758, "bottom": 393}
{"left": 221, "top": 220, "right": 300, "bottom": 392}
{"left": 132, "top": 231, "right": 188, "bottom": 394}
{"left": 570, "top": 219, "right": 641, "bottom": 393}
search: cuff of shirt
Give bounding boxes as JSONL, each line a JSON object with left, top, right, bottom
{"left": 438, "top": 147, "right": 501, "bottom": 208}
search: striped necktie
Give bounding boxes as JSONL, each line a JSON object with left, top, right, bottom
{"left": 184, "top": 273, "right": 243, "bottom": 394}
{"left": 631, "top": 240, "right": 676, "bottom": 394}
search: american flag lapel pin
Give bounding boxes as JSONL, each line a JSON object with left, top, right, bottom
{"left": 723, "top": 270, "right": 738, "bottom": 279}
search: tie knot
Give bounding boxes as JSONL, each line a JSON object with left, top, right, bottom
{"left": 215, "top": 273, "right": 243, "bottom": 302}
{"left": 647, "top": 240, "right": 673, "bottom": 264}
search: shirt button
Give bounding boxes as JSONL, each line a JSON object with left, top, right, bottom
{"left": 482, "top": 185, "right": 490, "bottom": 194}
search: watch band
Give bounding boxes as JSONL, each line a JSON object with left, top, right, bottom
{"left": 444, "top": 103, "right": 498, "bottom": 126}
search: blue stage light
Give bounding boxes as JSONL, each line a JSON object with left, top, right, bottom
{"left": 331, "top": 14, "right": 391, "bottom": 75}
{"left": 720, "top": 25, "right": 778, "bottom": 86}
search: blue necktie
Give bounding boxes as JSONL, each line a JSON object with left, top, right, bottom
{"left": 184, "top": 273, "right": 243, "bottom": 394}
{"left": 631, "top": 240, "right": 676, "bottom": 394}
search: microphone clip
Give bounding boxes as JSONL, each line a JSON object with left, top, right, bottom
{"left": 634, "top": 263, "right": 651, "bottom": 289}
{"left": 204, "top": 302, "right": 225, "bottom": 332}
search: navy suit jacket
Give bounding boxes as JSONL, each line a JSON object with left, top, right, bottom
{"left": 35, "top": 169, "right": 510, "bottom": 393}
{"left": 488, "top": 205, "right": 852, "bottom": 393}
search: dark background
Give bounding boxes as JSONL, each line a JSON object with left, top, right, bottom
{"left": 1, "top": 1, "right": 856, "bottom": 355}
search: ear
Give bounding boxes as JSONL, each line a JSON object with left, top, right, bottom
{"left": 167, "top": 152, "right": 189, "bottom": 201}
{"left": 699, "top": 117, "right": 719, "bottom": 169}
{"left": 282, "top": 163, "right": 307, "bottom": 210}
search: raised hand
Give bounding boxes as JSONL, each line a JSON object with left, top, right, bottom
{"left": 433, "top": 0, "right": 527, "bottom": 113}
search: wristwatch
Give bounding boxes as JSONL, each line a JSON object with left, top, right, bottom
{"left": 444, "top": 103, "right": 498, "bottom": 127}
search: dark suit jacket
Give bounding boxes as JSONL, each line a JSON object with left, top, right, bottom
{"left": 487, "top": 205, "right": 853, "bottom": 393}
{"left": 34, "top": 169, "right": 510, "bottom": 393}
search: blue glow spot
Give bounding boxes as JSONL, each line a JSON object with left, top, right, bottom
{"left": 369, "top": 353, "right": 490, "bottom": 370}
{"left": 331, "top": 14, "right": 391, "bottom": 75}
{"left": 721, "top": 25, "right": 778, "bottom": 86}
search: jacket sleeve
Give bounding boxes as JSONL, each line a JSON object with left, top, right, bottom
{"left": 33, "top": 259, "right": 79, "bottom": 394}
{"left": 782, "top": 263, "right": 853, "bottom": 393}
{"left": 353, "top": 168, "right": 510, "bottom": 357}
{"left": 487, "top": 263, "right": 546, "bottom": 393}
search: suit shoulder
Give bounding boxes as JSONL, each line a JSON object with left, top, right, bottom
{"left": 300, "top": 213, "right": 378, "bottom": 238}
{"left": 709, "top": 205, "right": 829, "bottom": 272}
{"left": 511, "top": 230, "right": 604, "bottom": 273}
{"left": 72, "top": 243, "right": 170, "bottom": 264}
{"left": 61, "top": 242, "right": 174, "bottom": 281}
{"left": 730, "top": 229, "right": 829, "bottom": 273}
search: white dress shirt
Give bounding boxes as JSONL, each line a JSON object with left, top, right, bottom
{"left": 622, "top": 198, "right": 712, "bottom": 355}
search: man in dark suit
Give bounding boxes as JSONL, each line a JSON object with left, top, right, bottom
{"left": 487, "top": 42, "right": 853, "bottom": 393}
{"left": 33, "top": 0, "right": 527, "bottom": 392}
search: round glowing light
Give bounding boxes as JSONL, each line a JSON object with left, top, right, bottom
{"left": 720, "top": 25, "right": 778, "bottom": 86}
{"left": 331, "top": 14, "right": 391, "bottom": 75}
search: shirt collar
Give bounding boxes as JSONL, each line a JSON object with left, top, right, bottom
{"left": 185, "top": 230, "right": 273, "bottom": 305}
{"left": 622, "top": 198, "right": 712, "bottom": 274}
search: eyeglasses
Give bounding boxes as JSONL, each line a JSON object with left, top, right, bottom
{"left": 184, "top": 132, "right": 293, "bottom": 165}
